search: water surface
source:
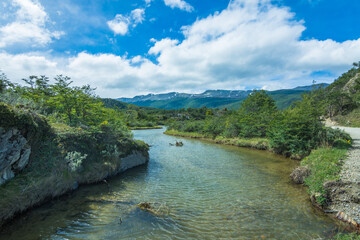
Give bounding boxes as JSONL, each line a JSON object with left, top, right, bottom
{"left": 0, "top": 128, "right": 340, "bottom": 239}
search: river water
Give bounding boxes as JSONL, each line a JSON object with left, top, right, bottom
{"left": 0, "top": 128, "right": 341, "bottom": 239}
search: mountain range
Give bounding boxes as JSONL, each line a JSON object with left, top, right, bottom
{"left": 117, "top": 84, "right": 329, "bottom": 110}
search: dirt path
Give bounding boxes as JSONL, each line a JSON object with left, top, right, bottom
{"left": 327, "top": 126, "right": 360, "bottom": 226}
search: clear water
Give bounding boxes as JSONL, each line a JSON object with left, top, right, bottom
{"left": 0, "top": 128, "right": 340, "bottom": 239}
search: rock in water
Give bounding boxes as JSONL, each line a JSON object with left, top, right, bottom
{"left": 290, "top": 166, "right": 311, "bottom": 184}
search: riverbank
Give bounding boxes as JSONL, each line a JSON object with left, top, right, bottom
{"left": 0, "top": 127, "right": 342, "bottom": 239}
{"left": 324, "top": 127, "right": 360, "bottom": 232}
{"left": 0, "top": 104, "right": 149, "bottom": 228}
{"left": 129, "top": 126, "right": 162, "bottom": 130}
{"left": 165, "top": 128, "right": 360, "bottom": 234}
{"left": 164, "top": 129, "right": 270, "bottom": 150}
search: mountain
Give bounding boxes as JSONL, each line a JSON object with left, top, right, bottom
{"left": 118, "top": 90, "right": 252, "bottom": 103}
{"left": 117, "top": 84, "right": 329, "bottom": 110}
{"left": 101, "top": 98, "right": 156, "bottom": 110}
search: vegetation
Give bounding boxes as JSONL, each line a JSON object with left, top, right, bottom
{"left": 0, "top": 73, "right": 149, "bottom": 227}
{"left": 165, "top": 65, "right": 359, "bottom": 213}
{"left": 118, "top": 88, "right": 314, "bottom": 110}
{"left": 301, "top": 147, "right": 349, "bottom": 205}
{"left": 333, "top": 232, "right": 360, "bottom": 240}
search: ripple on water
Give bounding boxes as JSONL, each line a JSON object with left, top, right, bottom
{"left": 0, "top": 128, "right": 343, "bottom": 240}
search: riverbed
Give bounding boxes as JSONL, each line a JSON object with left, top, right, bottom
{"left": 0, "top": 128, "right": 341, "bottom": 239}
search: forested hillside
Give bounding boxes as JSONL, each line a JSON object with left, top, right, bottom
{"left": 117, "top": 84, "right": 328, "bottom": 110}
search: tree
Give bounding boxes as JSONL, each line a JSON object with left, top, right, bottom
{"left": 353, "top": 61, "right": 360, "bottom": 69}
{"left": 0, "top": 72, "right": 10, "bottom": 93}
{"left": 50, "top": 75, "right": 77, "bottom": 124}
{"left": 268, "top": 93, "right": 325, "bottom": 158}
{"left": 237, "top": 90, "right": 277, "bottom": 138}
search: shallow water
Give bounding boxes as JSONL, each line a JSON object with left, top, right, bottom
{"left": 0, "top": 128, "right": 341, "bottom": 239}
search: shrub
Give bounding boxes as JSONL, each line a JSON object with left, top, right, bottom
{"left": 65, "top": 151, "right": 88, "bottom": 172}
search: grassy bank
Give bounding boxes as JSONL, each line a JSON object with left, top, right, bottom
{"left": 129, "top": 126, "right": 162, "bottom": 130}
{"left": 165, "top": 128, "right": 351, "bottom": 207}
{"left": 334, "top": 108, "right": 360, "bottom": 128}
{"left": 0, "top": 104, "right": 149, "bottom": 227}
{"left": 334, "top": 232, "right": 360, "bottom": 240}
{"left": 164, "top": 129, "right": 270, "bottom": 150}
{"left": 301, "top": 147, "right": 349, "bottom": 205}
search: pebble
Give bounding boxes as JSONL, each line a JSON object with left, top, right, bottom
{"left": 327, "top": 127, "right": 360, "bottom": 225}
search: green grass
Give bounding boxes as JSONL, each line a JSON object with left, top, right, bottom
{"left": 301, "top": 147, "right": 349, "bottom": 205}
{"left": 164, "top": 129, "right": 270, "bottom": 150}
{"left": 164, "top": 129, "right": 207, "bottom": 138}
{"left": 333, "top": 233, "right": 360, "bottom": 240}
{"left": 129, "top": 126, "right": 162, "bottom": 130}
{"left": 335, "top": 108, "right": 360, "bottom": 127}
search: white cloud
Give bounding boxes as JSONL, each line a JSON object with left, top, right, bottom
{"left": 107, "top": 8, "right": 145, "bottom": 35}
{"left": 107, "top": 15, "right": 129, "bottom": 35}
{"left": 0, "top": 0, "right": 64, "bottom": 48}
{"left": 149, "top": 38, "right": 179, "bottom": 55}
{"left": 1, "top": 0, "right": 360, "bottom": 98}
{"left": 163, "top": 0, "right": 194, "bottom": 12}
{"left": 131, "top": 8, "right": 145, "bottom": 24}
{"left": 144, "top": 0, "right": 152, "bottom": 6}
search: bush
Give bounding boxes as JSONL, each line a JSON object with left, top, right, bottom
{"left": 268, "top": 94, "right": 325, "bottom": 158}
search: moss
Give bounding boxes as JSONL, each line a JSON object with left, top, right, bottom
{"left": 0, "top": 102, "right": 51, "bottom": 148}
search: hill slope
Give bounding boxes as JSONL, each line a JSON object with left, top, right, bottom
{"left": 117, "top": 84, "right": 328, "bottom": 110}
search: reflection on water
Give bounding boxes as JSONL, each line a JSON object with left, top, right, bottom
{"left": 0, "top": 128, "right": 341, "bottom": 239}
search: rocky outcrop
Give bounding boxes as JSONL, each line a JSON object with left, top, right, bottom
{"left": 0, "top": 127, "right": 31, "bottom": 185}
{"left": 290, "top": 166, "right": 311, "bottom": 184}
{"left": 343, "top": 73, "right": 360, "bottom": 95}
{"left": 119, "top": 151, "right": 149, "bottom": 173}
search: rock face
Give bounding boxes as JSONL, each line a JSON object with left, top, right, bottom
{"left": 0, "top": 127, "right": 31, "bottom": 185}
{"left": 290, "top": 166, "right": 311, "bottom": 184}
{"left": 119, "top": 151, "right": 149, "bottom": 173}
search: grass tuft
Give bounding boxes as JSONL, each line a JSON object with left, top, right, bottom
{"left": 301, "top": 147, "right": 348, "bottom": 205}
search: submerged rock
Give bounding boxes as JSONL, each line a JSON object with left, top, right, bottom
{"left": 290, "top": 166, "right": 311, "bottom": 184}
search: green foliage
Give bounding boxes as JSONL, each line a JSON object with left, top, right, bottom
{"left": 320, "top": 66, "right": 360, "bottom": 118}
{"left": 301, "top": 147, "right": 348, "bottom": 205}
{"left": 333, "top": 232, "right": 360, "bottom": 240}
{"left": 268, "top": 94, "right": 325, "bottom": 157}
{"left": 0, "top": 72, "right": 12, "bottom": 93}
{"left": 1, "top": 74, "right": 132, "bottom": 137}
{"left": 237, "top": 90, "right": 277, "bottom": 138}
{"left": 0, "top": 102, "right": 51, "bottom": 147}
{"left": 66, "top": 151, "right": 87, "bottom": 172}
{"left": 334, "top": 107, "right": 360, "bottom": 127}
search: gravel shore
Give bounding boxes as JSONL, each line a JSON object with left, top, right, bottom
{"left": 327, "top": 126, "right": 360, "bottom": 225}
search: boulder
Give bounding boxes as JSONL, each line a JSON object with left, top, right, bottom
{"left": 0, "top": 127, "right": 31, "bottom": 185}
{"left": 290, "top": 166, "right": 311, "bottom": 184}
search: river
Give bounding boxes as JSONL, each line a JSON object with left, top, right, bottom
{"left": 0, "top": 128, "right": 341, "bottom": 239}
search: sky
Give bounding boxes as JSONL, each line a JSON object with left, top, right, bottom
{"left": 0, "top": 0, "right": 360, "bottom": 98}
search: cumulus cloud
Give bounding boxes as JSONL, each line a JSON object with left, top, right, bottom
{"left": 163, "top": 0, "right": 194, "bottom": 12}
{"left": 107, "top": 8, "right": 145, "bottom": 35}
{"left": 0, "top": 0, "right": 64, "bottom": 48}
{"left": 2, "top": 0, "right": 360, "bottom": 98}
{"left": 149, "top": 38, "right": 179, "bottom": 55}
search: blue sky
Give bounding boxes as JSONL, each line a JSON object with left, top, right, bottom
{"left": 0, "top": 0, "right": 359, "bottom": 97}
